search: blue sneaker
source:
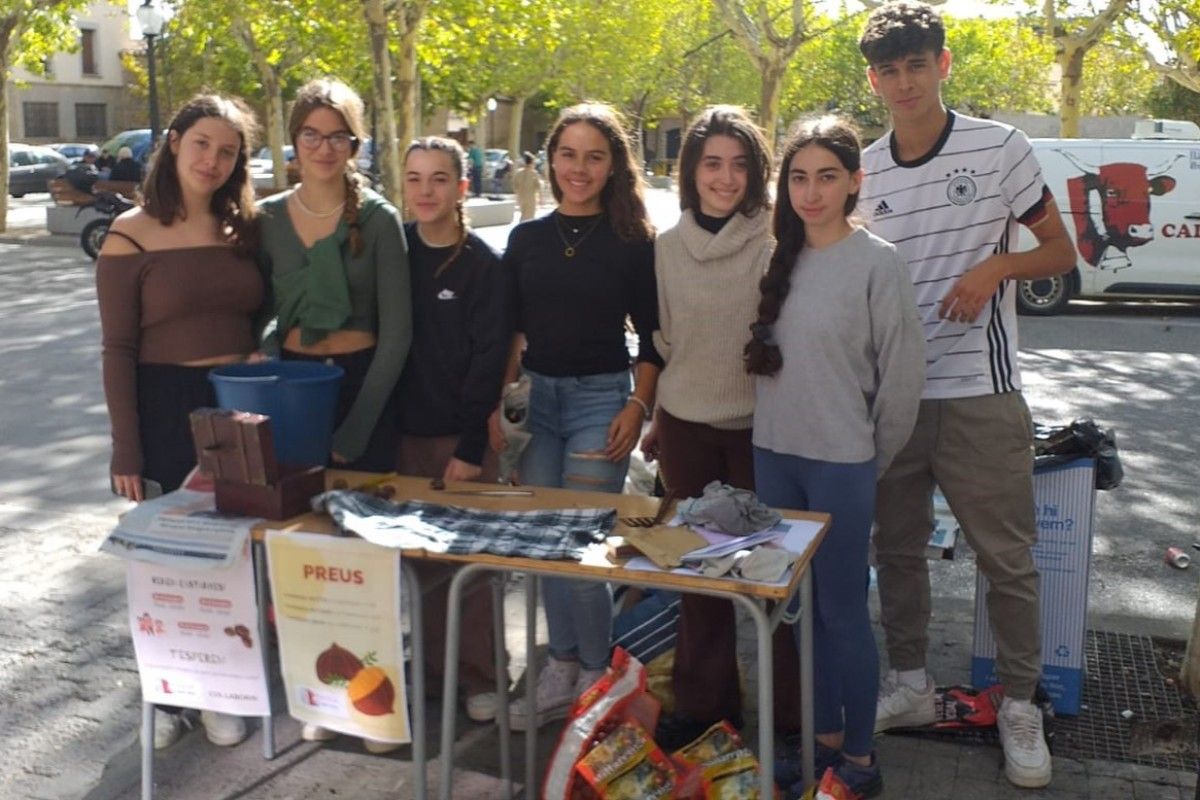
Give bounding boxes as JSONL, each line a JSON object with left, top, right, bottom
{"left": 774, "top": 739, "right": 841, "bottom": 793}
{"left": 832, "top": 752, "right": 883, "bottom": 798}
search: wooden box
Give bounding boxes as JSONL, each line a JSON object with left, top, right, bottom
{"left": 190, "top": 408, "right": 325, "bottom": 520}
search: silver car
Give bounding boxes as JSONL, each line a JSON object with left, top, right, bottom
{"left": 9, "top": 144, "right": 69, "bottom": 197}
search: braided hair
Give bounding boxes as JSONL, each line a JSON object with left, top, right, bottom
{"left": 404, "top": 136, "right": 470, "bottom": 277}
{"left": 744, "top": 116, "right": 863, "bottom": 376}
{"left": 288, "top": 78, "right": 368, "bottom": 257}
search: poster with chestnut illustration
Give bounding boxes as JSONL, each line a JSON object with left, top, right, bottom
{"left": 126, "top": 541, "right": 270, "bottom": 716}
{"left": 265, "top": 530, "right": 410, "bottom": 744}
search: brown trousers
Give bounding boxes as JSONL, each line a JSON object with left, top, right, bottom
{"left": 656, "top": 410, "right": 803, "bottom": 731}
{"left": 397, "top": 434, "right": 505, "bottom": 696}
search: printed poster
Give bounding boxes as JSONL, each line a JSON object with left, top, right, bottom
{"left": 266, "top": 530, "right": 410, "bottom": 743}
{"left": 126, "top": 541, "right": 270, "bottom": 715}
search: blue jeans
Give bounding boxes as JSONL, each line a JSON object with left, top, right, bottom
{"left": 520, "top": 369, "right": 630, "bottom": 670}
{"left": 753, "top": 447, "right": 878, "bottom": 758}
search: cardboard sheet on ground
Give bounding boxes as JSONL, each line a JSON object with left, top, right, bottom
{"left": 266, "top": 530, "right": 410, "bottom": 744}
{"left": 126, "top": 540, "right": 269, "bottom": 715}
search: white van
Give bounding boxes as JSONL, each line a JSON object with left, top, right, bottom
{"left": 1016, "top": 123, "right": 1200, "bottom": 314}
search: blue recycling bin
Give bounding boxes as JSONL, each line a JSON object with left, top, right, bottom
{"left": 209, "top": 361, "right": 343, "bottom": 467}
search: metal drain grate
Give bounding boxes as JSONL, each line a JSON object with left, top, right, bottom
{"left": 886, "top": 630, "right": 1198, "bottom": 774}
{"left": 1052, "top": 629, "right": 1198, "bottom": 772}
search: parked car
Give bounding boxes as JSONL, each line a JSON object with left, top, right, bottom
{"left": 1016, "top": 120, "right": 1200, "bottom": 315}
{"left": 101, "top": 129, "right": 165, "bottom": 165}
{"left": 483, "top": 148, "right": 512, "bottom": 192}
{"left": 48, "top": 143, "right": 99, "bottom": 164}
{"left": 8, "top": 144, "right": 69, "bottom": 197}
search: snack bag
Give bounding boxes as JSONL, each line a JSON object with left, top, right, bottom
{"left": 700, "top": 749, "right": 773, "bottom": 799}
{"left": 671, "top": 721, "right": 746, "bottom": 799}
{"left": 543, "top": 648, "right": 661, "bottom": 800}
{"left": 797, "top": 766, "right": 855, "bottom": 800}
{"left": 575, "top": 721, "right": 677, "bottom": 799}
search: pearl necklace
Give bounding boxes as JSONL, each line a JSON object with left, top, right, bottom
{"left": 292, "top": 188, "right": 346, "bottom": 218}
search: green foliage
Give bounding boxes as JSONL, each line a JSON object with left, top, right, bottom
{"left": 1079, "top": 36, "right": 1159, "bottom": 115}
{"left": 1146, "top": 77, "right": 1200, "bottom": 123}
{"left": 3, "top": 0, "right": 95, "bottom": 72}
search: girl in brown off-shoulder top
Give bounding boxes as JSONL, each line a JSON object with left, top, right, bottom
{"left": 97, "top": 94, "right": 265, "bottom": 504}
{"left": 95, "top": 95, "right": 264, "bottom": 749}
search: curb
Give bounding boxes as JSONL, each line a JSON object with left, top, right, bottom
{"left": 0, "top": 230, "right": 78, "bottom": 248}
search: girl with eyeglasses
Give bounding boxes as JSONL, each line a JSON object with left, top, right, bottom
{"left": 257, "top": 78, "right": 411, "bottom": 474}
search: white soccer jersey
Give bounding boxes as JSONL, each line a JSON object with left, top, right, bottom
{"left": 861, "top": 111, "right": 1047, "bottom": 399}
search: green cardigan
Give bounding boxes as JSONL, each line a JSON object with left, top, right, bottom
{"left": 257, "top": 188, "right": 412, "bottom": 461}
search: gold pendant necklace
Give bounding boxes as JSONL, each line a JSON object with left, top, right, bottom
{"left": 554, "top": 212, "right": 604, "bottom": 258}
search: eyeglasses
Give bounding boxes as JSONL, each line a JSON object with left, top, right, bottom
{"left": 297, "top": 128, "right": 358, "bottom": 153}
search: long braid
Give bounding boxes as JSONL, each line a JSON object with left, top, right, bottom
{"left": 342, "top": 169, "right": 364, "bottom": 257}
{"left": 434, "top": 199, "right": 468, "bottom": 278}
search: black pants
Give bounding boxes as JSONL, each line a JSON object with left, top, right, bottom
{"left": 136, "top": 363, "right": 216, "bottom": 493}
{"left": 282, "top": 347, "right": 398, "bottom": 473}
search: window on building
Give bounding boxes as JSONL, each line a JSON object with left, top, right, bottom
{"left": 23, "top": 102, "right": 59, "bottom": 139}
{"left": 80, "top": 28, "right": 97, "bottom": 75}
{"left": 76, "top": 103, "right": 107, "bottom": 139}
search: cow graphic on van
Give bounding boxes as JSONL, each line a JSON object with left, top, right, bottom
{"left": 1056, "top": 150, "right": 1183, "bottom": 271}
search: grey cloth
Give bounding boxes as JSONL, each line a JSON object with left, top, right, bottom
{"left": 498, "top": 374, "right": 532, "bottom": 483}
{"left": 677, "top": 480, "right": 782, "bottom": 534}
{"left": 752, "top": 227, "right": 925, "bottom": 475}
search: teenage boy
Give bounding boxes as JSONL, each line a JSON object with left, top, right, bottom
{"left": 857, "top": 1, "right": 1075, "bottom": 789}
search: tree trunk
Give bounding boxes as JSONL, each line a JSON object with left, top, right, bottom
{"left": 475, "top": 100, "right": 488, "bottom": 148}
{"left": 265, "top": 76, "right": 288, "bottom": 190}
{"left": 394, "top": 2, "right": 428, "bottom": 155}
{"left": 760, "top": 61, "right": 785, "bottom": 152}
{"left": 364, "top": 0, "right": 401, "bottom": 203}
{"left": 0, "top": 15, "right": 17, "bottom": 234}
{"left": 1059, "top": 42, "right": 1086, "bottom": 138}
{"left": 508, "top": 94, "right": 526, "bottom": 163}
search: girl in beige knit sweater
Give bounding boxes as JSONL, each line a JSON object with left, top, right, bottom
{"left": 639, "top": 106, "right": 803, "bottom": 748}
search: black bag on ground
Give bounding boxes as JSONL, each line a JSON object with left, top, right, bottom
{"left": 1033, "top": 418, "right": 1123, "bottom": 490}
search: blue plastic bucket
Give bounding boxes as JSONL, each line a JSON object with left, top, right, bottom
{"left": 209, "top": 361, "right": 344, "bottom": 467}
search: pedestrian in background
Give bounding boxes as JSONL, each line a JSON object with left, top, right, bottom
{"left": 747, "top": 116, "right": 925, "bottom": 798}
{"left": 512, "top": 151, "right": 541, "bottom": 220}
{"left": 639, "top": 105, "right": 803, "bottom": 749}
{"left": 857, "top": 2, "right": 1074, "bottom": 789}
{"left": 96, "top": 93, "right": 264, "bottom": 750}
{"left": 396, "top": 135, "right": 513, "bottom": 724}
{"left": 467, "top": 139, "right": 484, "bottom": 197}
{"left": 109, "top": 146, "right": 144, "bottom": 183}
{"left": 490, "top": 102, "right": 662, "bottom": 731}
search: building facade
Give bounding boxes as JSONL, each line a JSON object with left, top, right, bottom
{"left": 6, "top": 1, "right": 141, "bottom": 145}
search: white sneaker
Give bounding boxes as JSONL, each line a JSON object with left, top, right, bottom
{"left": 363, "top": 737, "right": 402, "bottom": 754}
{"left": 997, "top": 697, "right": 1052, "bottom": 788}
{"left": 466, "top": 691, "right": 500, "bottom": 723}
{"left": 574, "top": 668, "right": 606, "bottom": 698}
{"left": 509, "top": 656, "right": 579, "bottom": 731}
{"left": 301, "top": 723, "right": 338, "bottom": 742}
{"left": 874, "top": 669, "right": 936, "bottom": 732}
{"left": 148, "top": 709, "right": 189, "bottom": 750}
{"left": 200, "top": 710, "right": 248, "bottom": 746}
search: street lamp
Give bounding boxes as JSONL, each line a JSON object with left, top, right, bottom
{"left": 135, "top": 0, "right": 165, "bottom": 151}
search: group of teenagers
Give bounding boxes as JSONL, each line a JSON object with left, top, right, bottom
{"left": 97, "top": 2, "right": 1078, "bottom": 796}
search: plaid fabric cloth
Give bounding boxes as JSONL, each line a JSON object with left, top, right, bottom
{"left": 315, "top": 491, "right": 617, "bottom": 560}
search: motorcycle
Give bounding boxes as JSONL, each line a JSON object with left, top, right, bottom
{"left": 81, "top": 190, "right": 136, "bottom": 260}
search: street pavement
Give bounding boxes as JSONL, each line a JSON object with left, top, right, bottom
{"left": 1, "top": 189, "right": 1198, "bottom": 799}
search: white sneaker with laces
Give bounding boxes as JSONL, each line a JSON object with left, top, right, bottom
{"left": 874, "top": 669, "right": 936, "bottom": 733}
{"left": 148, "top": 709, "right": 189, "bottom": 750}
{"left": 301, "top": 723, "right": 338, "bottom": 742}
{"left": 200, "top": 710, "right": 248, "bottom": 746}
{"left": 466, "top": 691, "right": 499, "bottom": 723}
{"left": 997, "top": 697, "right": 1052, "bottom": 788}
{"left": 509, "top": 656, "right": 579, "bottom": 731}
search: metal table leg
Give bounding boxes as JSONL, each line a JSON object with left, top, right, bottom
{"left": 400, "top": 561, "right": 425, "bottom": 800}
{"left": 799, "top": 569, "right": 814, "bottom": 789}
{"left": 439, "top": 562, "right": 490, "bottom": 800}
{"left": 524, "top": 573, "right": 538, "bottom": 798}
{"left": 728, "top": 593, "right": 777, "bottom": 799}
{"left": 141, "top": 701, "right": 154, "bottom": 800}
{"left": 252, "top": 539, "right": 275, "bottom": 759}
{"left": 492, "top": 575, "right": 512, "bottom": 799}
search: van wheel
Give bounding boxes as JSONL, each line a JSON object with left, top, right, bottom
{"left": 1017, "top": 273, "right": 1072, "bottom": 316}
